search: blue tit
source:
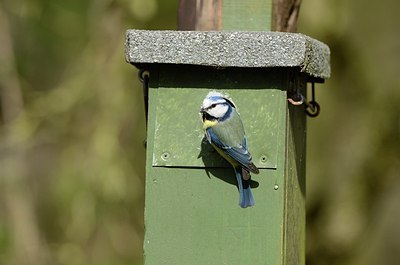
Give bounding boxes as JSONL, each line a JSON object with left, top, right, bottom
{"left": 200, "top": 91, "right": 259, "bottom": 208}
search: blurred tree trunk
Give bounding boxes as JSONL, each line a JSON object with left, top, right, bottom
{"left": 272, "top": 0, "right": 302, "bottom": 32}
{"left": 0, "top": 7, "right": 50, "bottom": 265}
{"left": 178, "top": 0, "right": 222, "bottom": 30}
{"left": 178, "top": 0, "right": 302, "bottom": 32}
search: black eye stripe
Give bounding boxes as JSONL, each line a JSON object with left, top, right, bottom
{"left": 205, "top": 100, "right": 233, "bottom": 111}
{"left": 224, "top": 98, "right": 236, "bottom": 108}
{"left": 205, "top": 103, "right": 218, "bottom": 111}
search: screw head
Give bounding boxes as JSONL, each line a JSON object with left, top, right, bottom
{"left": 260, "top": 155, "right": 268, "bottom": 164}
{"left": 161, "top": 152, "right": 170, "bottom": 161}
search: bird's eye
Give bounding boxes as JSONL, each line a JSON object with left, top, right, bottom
{"left": 211, "top": 104, "right": 216, "bottom": 108}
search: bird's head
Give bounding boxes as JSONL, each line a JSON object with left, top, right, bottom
{"left": 200, "top": 91, "right": 236, "bottom": 121}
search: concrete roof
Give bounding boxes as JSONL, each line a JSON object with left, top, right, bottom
{"left": 125, "top": 30, "right": 330, "bottom": 79}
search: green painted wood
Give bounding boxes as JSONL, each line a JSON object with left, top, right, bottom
{"left": 149, "top": 65, "right": 289, "bottom": 171}
{"left": 153, "top": 88, "right": 284, "bottom": 169}
{"left": 143, "top": 67, "right": 296, "bottom": 265}
{"left": 144, "top": 168, "right": 284, "bottom": 265}
{"left": 141, "top": 0, "right": 307, "bottom": 264}
{"left": 222, "top": 0, "right": 272, "bottom": 31}
{"left": 283, "top": 76, "right": 307, "bottom": 265}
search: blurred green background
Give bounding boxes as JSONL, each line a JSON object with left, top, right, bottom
{"left": 0, "top": 0, "right": 399, "bottom": 265}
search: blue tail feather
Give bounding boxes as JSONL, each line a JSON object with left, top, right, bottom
{"left": 234, "top": 168, "right": 255, "bottom": 208}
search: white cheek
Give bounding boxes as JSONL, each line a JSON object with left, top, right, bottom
{"left": 209, "top": 105, "right": 228, "bottom": 118}
{"left": 202, "top": 98, "right": 212, "bottom": 109}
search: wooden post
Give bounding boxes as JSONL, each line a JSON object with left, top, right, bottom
{"left": 178, "top": 0, "right": 272, "bottom": 31}
{"left": 125, "top": 1, "right": 330, "bottom": 264}
{"left": 178, "top": 0, "right": 302, "bottom": 32}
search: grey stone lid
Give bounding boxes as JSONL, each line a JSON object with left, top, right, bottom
{"left": 125, "top": 30, "right": 330, "bottom": 79}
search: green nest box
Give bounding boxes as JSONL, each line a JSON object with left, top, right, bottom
{"left": 125, "top": 30, "right": 330, "bottom": 265}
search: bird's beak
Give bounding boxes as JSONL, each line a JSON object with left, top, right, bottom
{"left": 200, "top": 108, "right": 206, "bottom": 121}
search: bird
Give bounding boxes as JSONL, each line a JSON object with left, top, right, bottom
{"left": 200, "top": 91, "right": 259, "bottom": 208}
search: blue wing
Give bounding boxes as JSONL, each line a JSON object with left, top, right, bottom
{"left": 206, "top": 127, "right": 253, "bottom": 170}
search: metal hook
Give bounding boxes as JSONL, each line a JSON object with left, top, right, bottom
{"left": 138, "top": 69, "right": 150, "bottom": 83}
{"left": 304, "top": 81, "right": 320, "bottom": 117}
{"left": 138, "top": 69, "right": 150, "bottom": 125}
{"left": 287, "top": 79, "right": 321, "bottom": 118}
{"left": 138, "top": 69, "right": 150, "bottom": 148}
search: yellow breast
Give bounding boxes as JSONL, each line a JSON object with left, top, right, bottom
{"left": 203, "top": 119, "right": 218, "bottom": 130}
